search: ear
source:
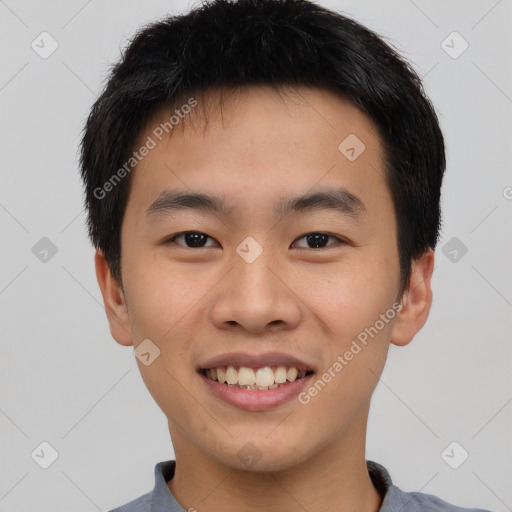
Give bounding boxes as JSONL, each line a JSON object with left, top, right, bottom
{"left": 390, "top": 248, "right": 435, "bottom": 347}
{"left": 94, "top": 249, "right": 133, "bottom": 346}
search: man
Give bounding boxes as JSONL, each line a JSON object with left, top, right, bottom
{"left": 80, "top": 0, "right": 491, "bottom": 510}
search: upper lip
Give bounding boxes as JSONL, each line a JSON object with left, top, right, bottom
{"left": 198, "top": 351, "right": 316, "bottom": 372}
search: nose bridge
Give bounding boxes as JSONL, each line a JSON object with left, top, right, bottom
{"left": 208, "top": 236, "right": 302, "bottom": 333}
{"left": 235, "top": 241, "right": 278, "bottom": 301}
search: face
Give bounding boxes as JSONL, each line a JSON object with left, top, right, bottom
{"left": 98, "top": 85, "right": 432, "bottom": 472}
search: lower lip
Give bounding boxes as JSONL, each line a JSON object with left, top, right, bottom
{"left": 199, "top": 372, "right": 314, "bottom": 411}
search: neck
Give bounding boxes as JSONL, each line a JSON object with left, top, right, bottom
{"left": 167, "top": 410, "right": 383, "bottom": 512}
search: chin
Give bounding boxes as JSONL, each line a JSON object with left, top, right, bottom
{"left": 212, "top": 433, "right": 317, "bottom": 473}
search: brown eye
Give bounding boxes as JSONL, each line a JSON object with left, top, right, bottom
{"left": 292, "top": 232, "right": 344, "bottom": 249}
{"left": 167, "top": 231, "right": 219, "bottom": 248}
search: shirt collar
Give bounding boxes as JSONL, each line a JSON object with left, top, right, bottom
{"left": 149, "top": 459, "right": 403, "bottom": 512}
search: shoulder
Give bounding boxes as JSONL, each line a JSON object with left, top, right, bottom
{"left": 106, "top": 460, "right": 178, "bottom": 512}
{"left": 386, "top": 483, "right": 493, "bottom": 512}
{"left": 367, "top": 461, "right": 493, "bottom": 512}
{"left": 106, "top": 490, "right": 152, "bottom": 512}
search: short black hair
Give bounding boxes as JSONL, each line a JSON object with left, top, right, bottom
{"left": 79, "top": 0, "right": 445, "bottom": 297}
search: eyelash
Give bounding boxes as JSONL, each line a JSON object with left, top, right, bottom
{"left": 164, "top": 231, "right": 348, "bottom": 249}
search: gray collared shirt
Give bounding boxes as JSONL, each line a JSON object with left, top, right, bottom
{"left": 108, "top": 460, "right": 493, "bottom": 512}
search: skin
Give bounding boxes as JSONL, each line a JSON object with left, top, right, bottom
{"left": 95, "top": 85, "right": 434, "bottom": 512}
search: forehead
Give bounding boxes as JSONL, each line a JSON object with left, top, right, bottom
{"left": 126, "top": 85, "right": 389, "bottom": 221}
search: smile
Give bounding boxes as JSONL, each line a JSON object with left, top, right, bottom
{"left": 199, "top": 364, "right": 315, "bottom": 411}
{"left": 201, "top": 365, "right": 314, "bottom": 391}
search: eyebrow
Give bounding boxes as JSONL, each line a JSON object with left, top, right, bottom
{"left": 145, "top": 187, "right": 366, "bottom": 221}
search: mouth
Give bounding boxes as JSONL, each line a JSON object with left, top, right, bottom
{"left": 197, "top": 352, "right": 316, "bottom": 411}
{"left": 197, "top": 352, "right": 317, "bottom": 410}
{"left": 199, "top": 365, "right": 315, "bottom": 391}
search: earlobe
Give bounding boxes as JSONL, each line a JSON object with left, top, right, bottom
{"left": 390, "top": 248, "right": 435, "bottom": 347}
{"left": 94, "top": 249, "right": 133, "bottom": 346}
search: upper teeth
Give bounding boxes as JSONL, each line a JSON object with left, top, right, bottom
{"left": 204, "top": 366, "right": 307, "bottom": 387}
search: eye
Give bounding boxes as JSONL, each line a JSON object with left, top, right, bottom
{"left": 165, "top": 231, "right": 219, "bottom": 248}
{"left": 291, "top": 232, "right": 346, "bottom": 249}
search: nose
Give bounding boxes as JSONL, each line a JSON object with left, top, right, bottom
{"left": 208, "top": 244, "right": 302, "bottom": 335}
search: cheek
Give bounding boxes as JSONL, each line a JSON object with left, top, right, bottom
{"left": 123, "top": 255, "right": 211, "bottom": 341}
{"left": 292, "top": 255, "right": 399, "bottom": 333}
{"left": 288, "top": 256, "right": 398, "bottom": 402}
{"left": 122, "top": 257, "right": 212, "bottom": 396}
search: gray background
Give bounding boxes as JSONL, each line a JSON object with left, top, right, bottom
{"left": 1, "top": 0, "right": 511, "bottom": 511}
